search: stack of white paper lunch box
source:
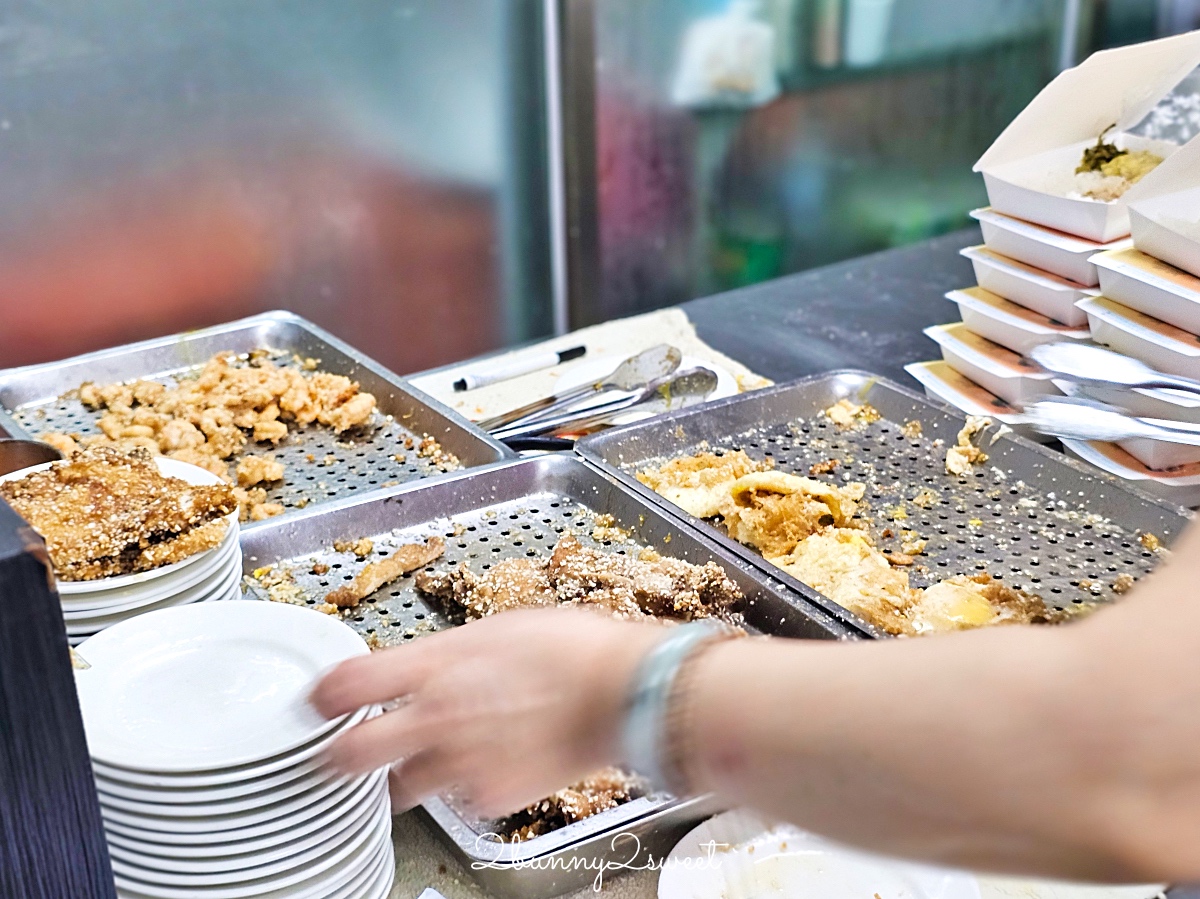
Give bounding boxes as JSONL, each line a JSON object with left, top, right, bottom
{"left": 907, "top": 31, "right": 1200, "bottom": 504}
{"left": 1065, "top": 136, "right": 1200, "bottom": 504}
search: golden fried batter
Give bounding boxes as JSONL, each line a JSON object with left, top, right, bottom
{"left": 724, "top": 471, "right": 864, "bottom": 558}
{"left": 0, "top": 446, "right": 236, "bottom": 581}
{"left": 41, "top": 351, "right": 382, "bottom": 519}
{"left": 417, "top": 534, "right": 742, "bottom": 624}
{"left": 325, "top": 537, "right": 446, "bottom": 609}
{"left": 499, "top": 768, "right": 640, "bottom": 841}
{"left": 774, "top": 530, "right": 917, "bottom": 636}
{"left": 636, "top": 450, "right": 771, "bottom": 519}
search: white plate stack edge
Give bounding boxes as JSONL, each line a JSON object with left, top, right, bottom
{"left": 74, "top": 602, "right": 395, "bottom": 899}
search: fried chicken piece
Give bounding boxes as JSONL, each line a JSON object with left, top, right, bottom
{"left": 322, "top": 392, "right": 377, "bottom": 433}
{"left": 249, "top": 503, "right": 285, "bottom": 522}
{"left": 945, "top": 416, "right": 991, "bottom": 476}
{"left": 418, "top": 557, "right": 557, "bottom": 620}
{"left": 0, "top": 446, "right": 236, "bottom": 581}
{"left": 910, "top": 575, "right": 1057, "bottom": 635}
{"left": 236, "top": 455, "right": 285, "bottom": 488}
{"left": 417, "top": 534, "right": 742, "bottom": 624}
{"left": 824, "top": 399, "right": 880, "bottom": 430}
{"left": 334, "top": 538, "right": 374, "bottom": 558}
{"left": 636, "top": 450, "right": 772, "bottom": 519}
{"left": 168, "top": 448, "right": 229, "bottom": 481}
{"left": 326, "top": 537, "right": 446, "bottom": 608}
{"left": 136, "top": 519, "right": 229, "bottom": 569}
{"left": 774, "top": 529, "right": 917, "bottom": 636}
{"left": 40, "top": 433, "right": 79, "bottom": 457}
{"left": 253, "top": 420, "right": 289, "bottom": 444}
{"left": 498, "top": 768, "right": 640, "bottom": 841}
{"left": 723, "top": 471, "right": 864, "bottom": 558}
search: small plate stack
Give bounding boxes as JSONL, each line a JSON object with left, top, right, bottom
{"left": 74, "top": 602, "right": 394, "bottom": 899}
{"left": 0, "top": 457, "right": 243, "bottom": 645}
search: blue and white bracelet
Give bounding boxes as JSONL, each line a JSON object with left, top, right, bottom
{"left": 620, "top": 619, "right": 736, "bottom": 794}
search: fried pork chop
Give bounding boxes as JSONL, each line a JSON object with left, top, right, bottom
{"left": 0, "top": 446, "right": 236, "bottom": 581}
{"left": 415, "top": 533, "right": 743, "bottom": 623}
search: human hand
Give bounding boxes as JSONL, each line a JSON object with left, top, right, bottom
{"left": 309, "top": 608, "right": 666, "bottom": 817}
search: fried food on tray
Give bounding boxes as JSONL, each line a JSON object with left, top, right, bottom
{"left": 39, "top": 351, "right": 384, "bottom": 521}
{"left": 635, "top": 449, "right": 772, "bottom": 518}
{"left": 498, "top": 768, "right": 640, "bottom": 841}
{"left": 945, "top": 416, "right": 991, "bottom": 476}
{"left": 416, "top": 533, "right": 742, "bottom": 623}
{"left": 725, "top": 471, "right": 865, "bottom": 558}
{"left": 823, "top": 399, "right": 880, "bottom": 430}
{"left": 0, "top": 446, "right": 236, "bottom": 581}
{"left": 325, "top": 537, "right": 446, "bottom": 609}
{"left": 638, "top": 446, "right": 1055, "bottom": 637}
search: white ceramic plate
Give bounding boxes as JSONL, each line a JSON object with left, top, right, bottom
{"left": 100, "top": 770, "right": 368, "bottom": 833}
{"left": 61, "top": 528, "right": 241, "bottom": 613}
{"left": 95, "top": 755, "right": 326, "bottom": 806}
{"left": 103, "top": 772, "right": 382, "bottom": 855}
{"left": 344, "top": 843, "right": 395, "bottom": 899}
{"left": 113, "top": 802, "right": 390, "bottom": 898}
{"left": 109, "top": 792, "right": 386, "bottom": 884}
{"left": 101, "top": 771, "right": 383, "bottom": 844}
{"left": 107, "top": 784, "right": 382, "bottom": 874}
{"left": 0, "top": 456, "right": 242, "bottom": 596}
{"left": 91, "top": 705, "right": 373, "bottom": 788}
{"left": 658, "top": 810, "right": 981, "bottom": 899}
{"left": 75, "top": 601, "right": 368, "bottom": 772}
{"left": 98, "top": 763, "right": 334, "bottom": 817}
{"left": 552, "top": 353, "right": 739, "bottom": 426}
{"left": 65, "top": 559, "right": 241, "bottom": 630}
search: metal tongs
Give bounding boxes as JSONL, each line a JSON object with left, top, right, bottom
{"left": 477, "top": 344, "right": 683, "bottom": 433}
{"left": 1026, "top": 396, "right": 1200, "bottom": 445}
{"left": 493, "top": 367, "right": 720, "bottom": 441}
{"left": 1030, "top": 343, "right": 1200, "bottom": 397}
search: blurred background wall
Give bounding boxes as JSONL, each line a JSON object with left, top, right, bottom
{"left": 0, "top": 0, "right": 1195, "bottom": 370}
{"left": 0, "top": 1, "right": 552, "bottom": 373}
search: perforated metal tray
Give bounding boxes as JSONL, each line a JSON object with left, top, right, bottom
{"left": 0, "top": 311, "right": 512, "bottom": 524}
{"left": 237, "top": 454, "right": 851, "bottom": 899}
{"left": 578, "top": 370, "right": 1192, "bottom": 639}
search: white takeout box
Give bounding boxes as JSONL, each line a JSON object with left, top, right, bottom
{"left": 1078, "top": 294, "right": 1200, "bottom": 381}
{"left": 1091, "top": 247, "right": 1200, "bottom": 335}
{"left": 970, "top": 207, "right": 1130, "bottom": 286}
{"left": 1063, "top": 438, "right": 1200, "bottom": 506}
{"left": 903, "top": 360, "right": 1050, "bottom": 443}
{"left": 974, "top": 30, "right": 1200, "bottom": 242}
{"left": 1128, "top": 137, "right": 1200, "bottom": 279}
{"left": 948, "top": 286, "right": 1091, "bottom": 355}
{"left": 961, "top": 245, "right": 1096, "bottom": 326}
{"left": 924, "top": 322, "right": 1061, "bottom": 407}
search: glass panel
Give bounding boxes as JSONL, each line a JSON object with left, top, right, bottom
{"left": 588, "top": 0, "right": 1071, "bottom": 321}
{"left": 0, "top": 0, "right": 552, "bottom": 373}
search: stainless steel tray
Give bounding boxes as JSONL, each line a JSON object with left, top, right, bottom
{"left": 0, "top": 311, "right": 513, "bottom": 524}
{"left": 578, "top": 370, "right": 1192, "bottom": 639}
{"left": 238, "top": 454, "right": 852, "bottom": 898}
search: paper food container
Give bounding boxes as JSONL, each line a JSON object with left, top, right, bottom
{"left": 1092, "top": 247, "right": 1200, "bottom": 335}
{"left": 924, "top": 322, "right": 1061, "bottom": 407}
{"left": 904, "top": 360, "right": 1050, "bottom": 443}
{"left": 960, "top": 246, "right": 1095, "bottom": 326}
{"left": 969, "top": 207, "right": 1130, "bottom": 286}
{"left": 974, "top": 30, "right": 1200, "bottom": 242}
{"left": 1063, "top": 438, "right": 1200, "bottom": 506}
{"left": 1128, "top": 137, "right": 1200, "bottom": 279}
{"left": 1055, "top": 377, "right": 1200, "bottom": 426}
{"left": 948, "top": 286, "right": 1091, "bottom": 355}
{"left": 1078, "top": 295, "right": 1200, "bottom": 381}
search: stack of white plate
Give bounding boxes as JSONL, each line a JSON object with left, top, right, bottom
{"left": 0, "top": 457, "right": 243, "bottom": 645}
{"left": 74, "top": 602, "right": 394, "bottom": 899}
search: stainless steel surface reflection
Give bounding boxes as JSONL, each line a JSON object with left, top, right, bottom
{"left": 0, "top": 1, "right": 552, "bottom": 373}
